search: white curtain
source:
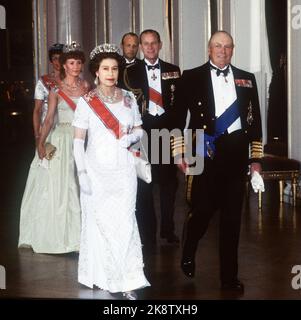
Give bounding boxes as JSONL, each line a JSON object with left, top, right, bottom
{"left": 230, "top": 0, "right": 272, "bottom": 144}
{"left": 289, "top": 0, "right": 301, "bottom": 161}
{"left": 0, "top": 5, "right": 6, "bottom": 29}
{"left": 178, "top": 0, "right": 210, "bottom": 70}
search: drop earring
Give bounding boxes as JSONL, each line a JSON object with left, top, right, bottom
{"left": 94, "top": 76, "right": 99, "bottom": 86}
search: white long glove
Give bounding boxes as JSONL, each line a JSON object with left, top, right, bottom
{"left": 251, "top": 171, "right": 265, "bottom": 193}
{"left": 119, "top": 127, "right": 143, "bottom": 148}
{"left": 73, "top": 138, "right": 92, "bottom": 195}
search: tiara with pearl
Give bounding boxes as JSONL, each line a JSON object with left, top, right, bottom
{"left": 63, "top": 41, "right": 81, "bottom": 53}
{"left": 90, "top": 43, "right": 120, "bottom": 59}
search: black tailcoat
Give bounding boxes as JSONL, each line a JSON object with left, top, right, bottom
{"left": 121, "top": 59, "right": 182, "bottom": 248}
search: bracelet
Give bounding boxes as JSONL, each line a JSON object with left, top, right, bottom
{"left": 77, "top": 170, "right": 87, "bottom": 176}
{"left": 35, "top": 135, "right": 40, "bottom": 139}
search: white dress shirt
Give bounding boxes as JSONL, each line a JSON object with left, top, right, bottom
{"left": 144, "top": 58, "right": 165, "bottom": 116}
{"left": 124, "top": 57, "right": 136, "bottom": 64}
{"left": 210, "top": 61, "right": 241, "bottom": 133}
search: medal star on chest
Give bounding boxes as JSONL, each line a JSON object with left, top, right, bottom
{"left": 151, "top": 73, "right": 158, "bottom": 81}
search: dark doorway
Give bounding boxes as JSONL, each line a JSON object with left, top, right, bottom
{"left": 210, "top": 0, "right": 218, "bottom": 35}
{"left": 0, "top": 0, "right": 34, "bottom": 145}
{"left": 265, "top": 0, "right": 287, "bottom": 156}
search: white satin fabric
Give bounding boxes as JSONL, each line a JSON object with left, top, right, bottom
{"left": 18, "top": 97, "right": 81, "bottom": 253}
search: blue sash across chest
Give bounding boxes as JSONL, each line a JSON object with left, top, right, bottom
{"left": 196, "top": 100, "right": 240, "bottom": 158}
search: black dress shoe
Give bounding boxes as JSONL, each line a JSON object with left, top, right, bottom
{"left": 181, "top": 259, "right": 195, "bottom": 278}
{"left": 221, "top": 279, "right": 244, "bottom": 293}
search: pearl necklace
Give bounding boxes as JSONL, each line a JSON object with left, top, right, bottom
{"left": 97, "top": 86, "right": 118, "bottom": 103}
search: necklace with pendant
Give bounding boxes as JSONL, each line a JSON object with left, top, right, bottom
{"left": 98, "top": 86, "right": 118, "bottom": 103}
{"left": 62, "top": 78, "right": 81, "bottom": 91}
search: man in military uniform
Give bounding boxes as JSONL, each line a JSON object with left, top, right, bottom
{"left": 122, "top": 29, "right": 181, "bottom": 252}
{"left": 118, "top": 33, "right": 140, "bottom": 85}
{"left": 120, "top": 32, "right": 140, "bottom": 66}
{"left": 172, "top": 31, "right": 264, "bottom": 293}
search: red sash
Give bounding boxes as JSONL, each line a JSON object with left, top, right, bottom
{"left": 149, "top": 87, "right": 163, "bottom": 108}
{"left": 42, "top": 75, "right": 77, "bottom": 111}
{"left": 83, "top": 93, "right": 123, "bottom": 139}
{"left": 57, "top": 89, "right": 77, "bottom": 111}
{"left": 41, "top": 75, "right": 57, "bottom": 91}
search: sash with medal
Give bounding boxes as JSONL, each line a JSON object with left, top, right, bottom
{"left": 42, "top": 75, "right": 77, "bottom": 111}
{"left": 196, "top": 100, "right": 240, "bottom": 158}
{"left": 83, "top": 92, "right": 123, "bottom": 139}
{"left": 83, "top": 91, "right": 151, "bottom": 183}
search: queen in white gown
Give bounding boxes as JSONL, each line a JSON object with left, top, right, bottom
{"left": 73, "top": 45, "right": 150, "bottom": 298}
{"left": 18, "top": 47, "right": 89, "bottom": 254}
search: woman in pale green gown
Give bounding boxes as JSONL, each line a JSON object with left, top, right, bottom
{"left": 18, "top": 45, "right": 90, "bottom": 253}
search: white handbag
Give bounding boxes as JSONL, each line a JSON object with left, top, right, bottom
{"left": 133, "top": 143, "right": 152, "bottom": 183}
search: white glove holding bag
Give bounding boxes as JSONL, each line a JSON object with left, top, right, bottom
{"left": 73, "top": 138, "right": 92, "bottom": 195}
{"left": 119, "top": 128, "right": 143, "bottom": 148}
{"left": 251, "top": 171, "right": 265, "bottom": 193}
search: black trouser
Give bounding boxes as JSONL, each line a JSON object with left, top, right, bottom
{"left": 135, "top": 163, "right": 178, "bottom": 248}
{"left": 153, "top": 163, "right": 178, "bottom": 237}
{"left": 136, "top": 178, "right": 156, "bottom": 248}
{"left": 136, "top": 113, "right": 178, "bottom": 247}
{"left": 182, "top": 130, "right": 249, "bottom": 283}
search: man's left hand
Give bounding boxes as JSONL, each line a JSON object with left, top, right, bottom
{"left": 250, "top": 162, "right": 265, "bottom": 193}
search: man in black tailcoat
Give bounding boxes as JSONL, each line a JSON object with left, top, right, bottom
{"left": 171, "top": 31, "right": 264, "bottom": 293}
{"left": 122, "top": 29, "right": 181, "bottom": 252}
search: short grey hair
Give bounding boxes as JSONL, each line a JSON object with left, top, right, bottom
{"left": 208, "top": 31, "right": 234, "bottom": 47}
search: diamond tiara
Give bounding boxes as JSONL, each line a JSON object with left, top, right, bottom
{"left": 63, "top": 41, "right": 81, "bottom": 53}
{"left": 90, "top": 43, "right": 120, "bottom": 60}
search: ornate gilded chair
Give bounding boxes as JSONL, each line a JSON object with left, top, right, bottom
{"left": 257, "top": 155, "right": 300, "bottom": 209}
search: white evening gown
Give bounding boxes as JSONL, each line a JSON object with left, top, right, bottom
{"left": 73, "top": 89, "right": 150, "bottom": 292}
{"left": 18, "top": 97, "right": 81, "bottom": 253}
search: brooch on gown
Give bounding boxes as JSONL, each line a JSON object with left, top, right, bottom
{"left": 84, "top": 89, "right": 97, "bottom": 102}
{"left": 124, "top": 92, "right": 132, "bottom": 108}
